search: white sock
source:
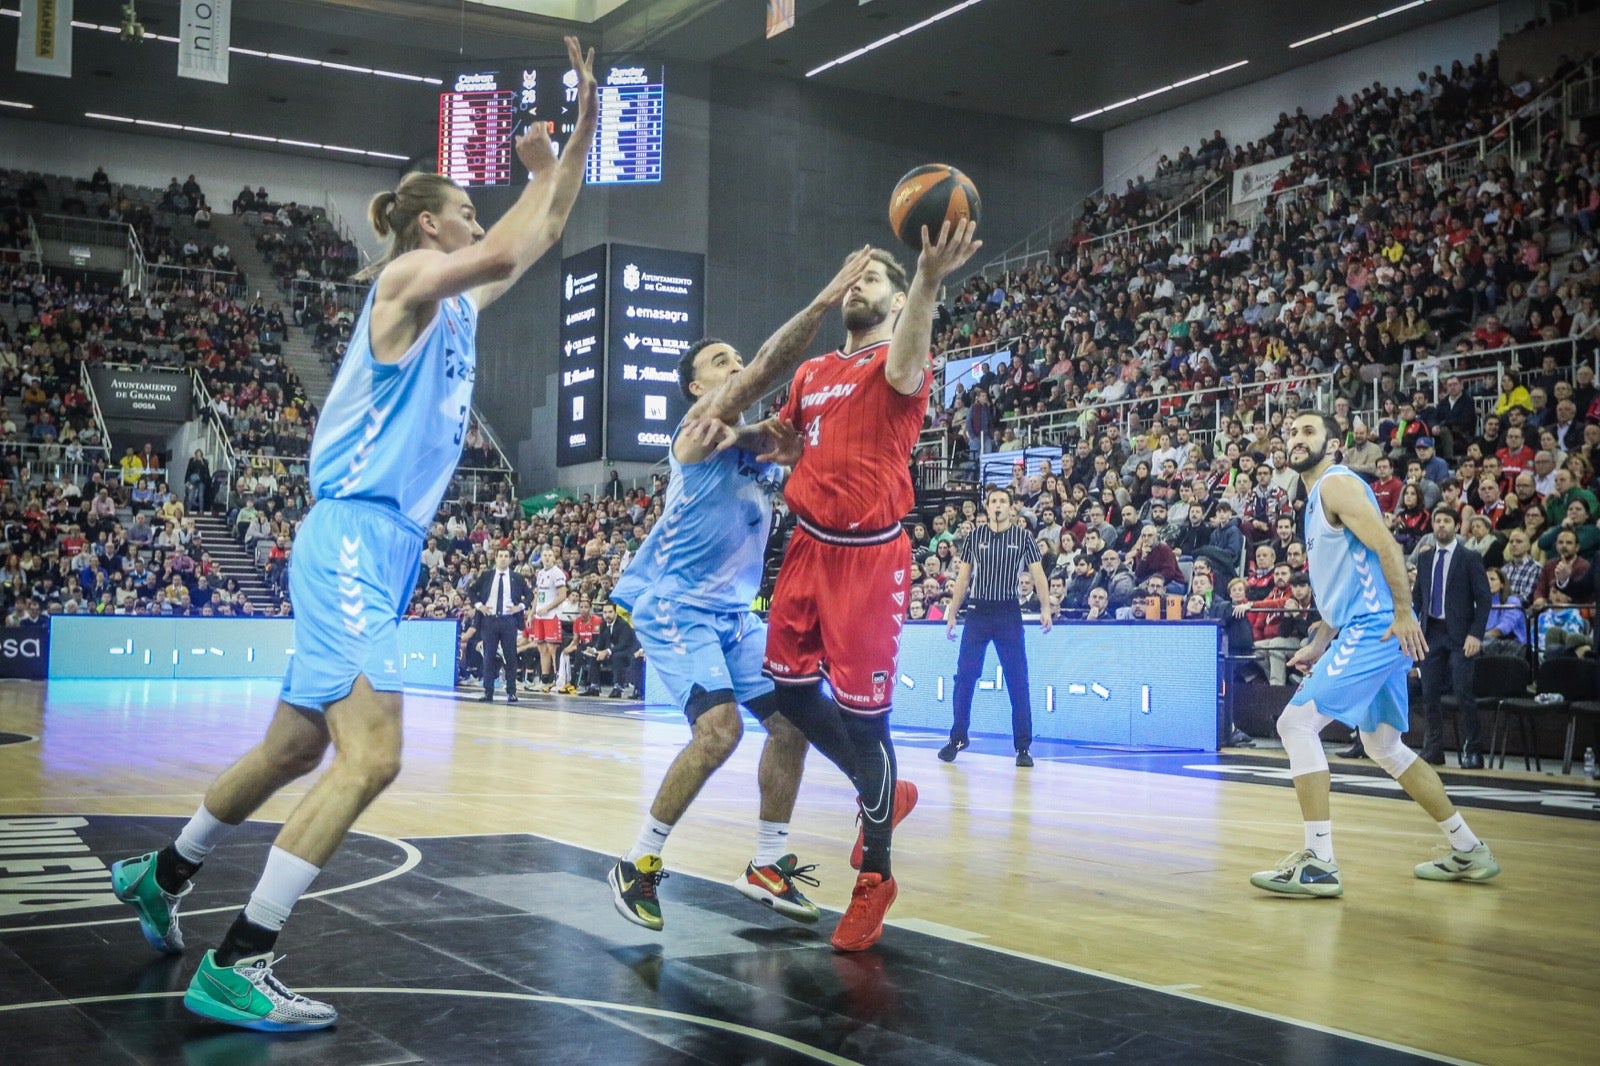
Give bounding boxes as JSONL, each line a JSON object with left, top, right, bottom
{"left": 625, "top": 815, "right": 673, "bottom": 863}
{"left": 1437, "top": 813, "right": 1481, "bottom": 853}
{"left": 173, "top": 803, "right": 236, "bottom": 865}
{"left": 1304, "top": 820, "right": 1334, "bottom": 862}
{"left": 754, "top": 820, "right": 790, "bottom": 867}
{"left": 242, "top": 847, "right": 321, "bottom": 932}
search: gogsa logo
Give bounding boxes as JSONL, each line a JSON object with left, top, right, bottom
{"left": 622, "top": 264, "right": 641, "bottom": 292}
{"left": 1, "top": 636, "right": 40, "bottom": 658}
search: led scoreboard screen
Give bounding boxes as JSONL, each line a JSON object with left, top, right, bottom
{"left": 439, "top": 60, "right": 665, "bottom": 187}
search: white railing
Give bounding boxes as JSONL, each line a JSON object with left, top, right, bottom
{"left": 1077, "top": 175, "right": 1231, "bottom": 260}
{"left": 0, "top": 440, "right": 111, "bottom": 493}
{"left": 146, "top": 261, "right": 245, "bottom": 297}
{"left": 287, "top": 276, "right": 369, "bottom": 317}
{"left": 78, "top": 362, "right": 116, "bottom": 464}
{"left": 921, "top": 368, "right": 1334, "bottom": 468}
{"left": 189, "top": 367, "right": 240, "bottom": 509}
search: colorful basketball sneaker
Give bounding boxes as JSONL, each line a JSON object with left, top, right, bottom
{"left": 1414, "top": 843, "right": 1501, "bottom": 882}
{"left": 608, "top": 854, "right": 668, "bottom": 931}
{"left": 830, "top": 872, "right": 898, "bottom": 952}
{"left": 733, "top": 854, "right": 821, "bottom": 924}
{"left": 109, "top": 851, "right": 191, "bottom": 955}
{"left": 183, "top": 950, "right": 337, "bottom": 1032}
{"left": 850, "top": 780, "right": 918, "bottom": 870}
{"left": 1249, "top": 849, "right": 1343, "bottom": 898}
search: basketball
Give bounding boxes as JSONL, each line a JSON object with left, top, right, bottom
{"left": 888, "top": 164, "right": 981, "bottom": 251}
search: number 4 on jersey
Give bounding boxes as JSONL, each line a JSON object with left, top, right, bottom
{"left": 806, "top": 417, "right": 821, "bottom": 448}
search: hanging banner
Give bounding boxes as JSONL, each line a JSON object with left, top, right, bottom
{"left": 15, "top": 0, "right": 73, "bottom": 79}
{"left": 177, "top": 0, "right": 231, "bottom": 84}
{"left": 1231, "top": 156, "right": 1296, "bottom": 205}
{"left": 766, "top": 0, "right": 795, "bottom": 38}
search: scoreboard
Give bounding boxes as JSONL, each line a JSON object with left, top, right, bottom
{"left": 438, "top": 60, "right": 664, "bottom": 188}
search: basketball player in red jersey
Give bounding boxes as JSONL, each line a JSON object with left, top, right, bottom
{"left": 766, "top": 219, "right": 981, "bottom": 951}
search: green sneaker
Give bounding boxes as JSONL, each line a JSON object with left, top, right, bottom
{"left": 1249, "top": 849, "right": 1343, "bottom": 898}
{"left": 110, "top": 852, "right": 191, "bottom": 954}
{"left": 733, "top": 854, "right": 822, "bottom": 924}
{"left": 608, "top": 854, "right": 667, "bottom": 931}
{"left": 183, "top": 950, "right": 337, "bottom": 1031}
{"left": 1415, "top": 843, "right": 1501, "bottom": 882}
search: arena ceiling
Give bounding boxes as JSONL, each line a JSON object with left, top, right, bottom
{"left": 0, "top": 0, "right": 1505, "bottom": 169}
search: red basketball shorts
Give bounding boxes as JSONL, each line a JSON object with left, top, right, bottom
{"left": 763, "top": 520, "right": 912, "bottom": 715}
{"left": 530, "top": 616, "right": 562, "bottom": 642}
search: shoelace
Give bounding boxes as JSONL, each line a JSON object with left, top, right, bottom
{"left": 778, "top": 863, "right": 820, "bottom": 890}
{"left": 637, "top": 867, "right": 668, "bottom": 900}
{"left": 246, "top": 955, "right": 312, "bottom": 1004}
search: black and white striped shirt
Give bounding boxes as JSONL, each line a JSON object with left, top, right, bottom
{"left": 959, "top": 524, "right": 1041, "bottom": 604}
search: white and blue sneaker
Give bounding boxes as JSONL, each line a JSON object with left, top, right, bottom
{"left": 1250, "top": 849, "right": 1343, "bottom": 898}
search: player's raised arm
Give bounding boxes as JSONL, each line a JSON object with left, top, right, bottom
{"left": 383, "top": 37, "right": 599, "bottom": 315}
{"left": 885, "top": 219, "right": 980, "bottom": 395}
{"left": 691, "top": 247, "right": 876, "bottom": 427}
{"left": 1319, "top": 473, "right": 1428, "bottom": 661}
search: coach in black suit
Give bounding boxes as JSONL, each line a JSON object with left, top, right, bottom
{"left": 1412, "top": 506, "right": 1492, "bottom": 769}
{"left": 471, "top": 549, "right": 530, "bottom": 702}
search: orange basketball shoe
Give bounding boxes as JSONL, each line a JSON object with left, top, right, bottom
{"left": 830, "top": 872, "right": 898, "bottom": 952}
{"left": 849, "top": 779, "right": 918, "bottom": 870}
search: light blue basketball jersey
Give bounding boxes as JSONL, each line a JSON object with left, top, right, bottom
{"left": 1304, "top": 465, "right": 1395, "bottom": 629}
{"left": 612, "top": 423, "right": 784, "bottom": 613}
{"left": 308, "top": 285, "right": 477, "bottom": 532}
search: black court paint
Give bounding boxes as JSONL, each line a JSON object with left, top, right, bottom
{"left": 0, "top": 731, "right": 35, "bottom": 746}
{"left": 0, "top": 819, "right": 1449, "bottom": 1065}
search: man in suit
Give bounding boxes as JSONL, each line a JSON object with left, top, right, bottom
{"left": 588, "top": 601, "right": 643, "bottom": 698}
{"left": 1412, "top": 507, "right": 1492, "bottom": 768}
{"left": 471, "top": 549, "right": 530, "bottom": 702}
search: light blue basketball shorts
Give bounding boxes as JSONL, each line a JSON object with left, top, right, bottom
{"left": 281, "top": 498, "right": 424, "bottom": 712}
{"left": 621, "top": 591, "right": 774, "bottom": 722}
{"left": 1287, "top": 612, "right": 1412, "bottom": 734}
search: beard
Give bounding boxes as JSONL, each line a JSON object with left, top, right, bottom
{"left": 843, "top": 295, "right": 891, "bottom": 332}
{"left": 1287, "top": 438, "right": 1328, "bottom": 473}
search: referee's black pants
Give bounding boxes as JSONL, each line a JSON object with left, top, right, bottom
{"left": 950, "top": 602, "right": 1032, "bottom": 751}
{"left": 480, "top": 614, "right": 521, "bottom": 696}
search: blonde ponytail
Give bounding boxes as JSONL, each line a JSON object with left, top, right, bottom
{"left": 355, "top": 172, "right": 463, "bottom": 281}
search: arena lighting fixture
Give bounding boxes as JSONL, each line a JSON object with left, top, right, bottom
{"left": 1071, "top": 59, "right": 1250, "bottom": 122}
{"left": 0, "top": 99, "right": 35, "bottom": 109}
{"left": 806, "top": 0, "right": 990, "bottom": 78}
{"left": 81, "top": 111, "right": 412, "bottom": 161}
{"left": 1289, "top": 0, "right": 1434, "bottom": 49}
{"left": 0, "top": 7, "right": 443, "bottom": 83}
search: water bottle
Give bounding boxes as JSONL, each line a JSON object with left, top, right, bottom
{"left": 1586, "top": 748, "right": 1597, "bottom": 781}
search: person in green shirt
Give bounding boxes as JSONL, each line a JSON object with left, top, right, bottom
{"left": 1543, "top": 468, "right": 1599, "bottom": 527}
{"left": 1538, "top": 497, "right": 1600, "bottom": 561}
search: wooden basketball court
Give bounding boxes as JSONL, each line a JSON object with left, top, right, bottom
{"left": 0, "top": 678, "right": 1593, "bottom": 1064}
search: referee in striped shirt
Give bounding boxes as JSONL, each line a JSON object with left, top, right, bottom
{"left": 941, "top": 486, "right": 1054, "bottom": 767}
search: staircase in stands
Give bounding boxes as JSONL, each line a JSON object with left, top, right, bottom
{"left": 191, "top": 513, "right": 279, "bottom": 613}
{"left": 207, "top": 214, "right": 334, "bottom": 409}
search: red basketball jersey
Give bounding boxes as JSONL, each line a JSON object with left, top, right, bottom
{"left": 779, "top": 340, "right": 930, "bottom": 531}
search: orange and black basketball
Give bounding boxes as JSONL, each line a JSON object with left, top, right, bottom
{"left": 888, "top": 164, "right": 981, "bottom": 251}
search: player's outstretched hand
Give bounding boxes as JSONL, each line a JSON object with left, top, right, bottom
{"left": 515, "top": 119, "right": 558, "bottom": 178}
{"left": 565, "top": 36, "right": 599, "bottom": 150}
{"left": 682, "top": 417, "right": 737, "bottom": 454}
{"left": 1382, "top": 610, "right": 1429, "bottom": 661}
{"left": 917, "top": 219, "right": 982, "bottom": 284}
{"left": 755, "top": 417, "right": 803, "bottom": 466}
{"left": 813, "top": 245, "right": 875, "bottom": 310}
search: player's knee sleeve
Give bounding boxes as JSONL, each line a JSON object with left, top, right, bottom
{"left": 1359, "top": 725, "right": 1417, "bottom": 779}
{"left": 1276, "top": 701, "right": 1331, "bottom": 777}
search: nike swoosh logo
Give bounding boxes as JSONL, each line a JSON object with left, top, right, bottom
{"left": 753, "top": 868, "right": 785, "bottom": 893}
{"left": 616, "top": 875, "right": 635, "bottom": 893}
{"left": 200, "top": 969, "right": 255, "bottom": 1011}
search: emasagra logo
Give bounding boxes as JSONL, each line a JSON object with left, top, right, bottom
{"left": 622, "top": 263, "right": 641, "bottom": 292}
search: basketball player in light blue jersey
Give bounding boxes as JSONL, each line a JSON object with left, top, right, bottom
{"left": 606, "top": 249, "right": 876, "bottom": 932}
{"left": 107, "top": 37, "right": 598, "bottom": 1033}
{"left": 1250, "top": 412, "right": 1500, "bottom": 897}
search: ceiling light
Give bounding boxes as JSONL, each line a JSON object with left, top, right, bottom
{"left": 81, "top": 111, "right": 408, "bottom": 160}
{"left": 807, "top": 0, "right": 990, "bottom": 78}
{"left": 1072, "top": 59, "right": 1249, "bottom": 122}
{"left": 1290, "top": 0, "right": 1435, "bottom": 49}
{"left": 0, "top": 8, "right": 441, "bottom": 84}
{"left": 0, "top": 99, "right": 35, "bottom": 110}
